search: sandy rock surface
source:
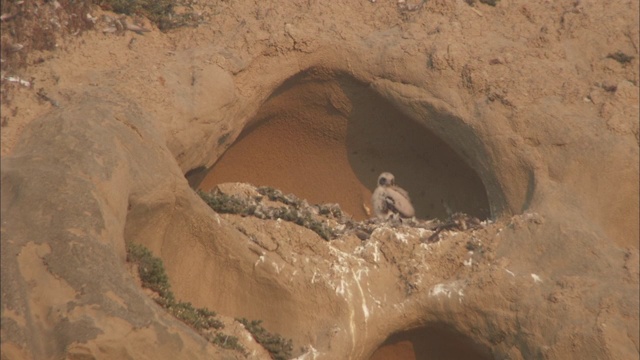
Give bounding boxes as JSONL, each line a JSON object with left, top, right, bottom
{"left": 1, "top": 0, "right": 638, "bottom": 359}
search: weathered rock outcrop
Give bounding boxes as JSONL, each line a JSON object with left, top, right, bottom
{"left": 1, "top": 0, "right": 638, "bottom": 359}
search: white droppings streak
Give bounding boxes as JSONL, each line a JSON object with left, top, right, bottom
{"left": 429, "top": 284, "right": 450, "bottom": 297}
{"left": 395, "top": 232, "right": 409, "bottom": 244}
{"left": 531, "top": 273, "right": 543, "bottom": 283}
{"left": 336, "top": 279, "right": 347, "bottom": 296}
{"left": 292, "top": 345, "right": 320, "bottom": 360}
{"left": 428, "top": 281, "right": 465, "bottom": 301}
{"left": 351, "top": 269, "right": 370, "bottom": 321}
{"left": 354, "top": 268, "right": 369, "bottom": 281}
{"left": 417, "top": 228, "right": 433, "bottom": 237}
{"left": 3, "top": 76, "right": 31, "bottom": 87}
{"left": 361, "top": 299, "right": 369, "bottom": 320}
{"left": 373, "top": 250, "right": 380, "bottom": 263}
{"left": 272, "top": 262, "right": 284, "bottom": 274}
{"left": 254, "top": 254, "right": 265, "bottom": 267}
{"left": 370, "top": 241, "right": 381, "bottom": 263}
{"left": 505, "top": 269, "right": 515, "bottom": 276}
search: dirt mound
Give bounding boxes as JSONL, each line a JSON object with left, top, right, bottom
{"left": 1, "top": 0, "right": 638, "bottom": 359}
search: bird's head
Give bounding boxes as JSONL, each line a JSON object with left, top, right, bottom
{"left": 378, "top": 172, "right": 395, "bottom": 187}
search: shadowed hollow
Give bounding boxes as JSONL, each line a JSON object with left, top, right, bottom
{"left": 197, "top": 69, "right": 490, "bottom": 221}
{"left": 370, "top": 325, "right": 492, "bottom": 360}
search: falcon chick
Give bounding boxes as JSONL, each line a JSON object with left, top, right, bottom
{"left": 372, "top": 172, "right": 415, "bottom": 220}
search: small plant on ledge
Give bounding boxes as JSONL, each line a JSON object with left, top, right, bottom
{"left": 126, "top": 242, "right": 243, "bottom": 352}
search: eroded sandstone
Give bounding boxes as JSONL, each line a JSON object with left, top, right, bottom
{"left": 1, "top": 0, "right": 638, "bottom": 359}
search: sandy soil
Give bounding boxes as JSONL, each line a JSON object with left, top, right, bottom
{"left": 1, "top": 0, "right": 638, "bottom": 359}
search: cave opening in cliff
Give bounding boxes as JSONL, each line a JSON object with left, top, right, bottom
{"left": 192, "top": 68, "right": 490, "bottom": 221}
{"left": 370, "top": 325, "right": 492, "bottom": 360}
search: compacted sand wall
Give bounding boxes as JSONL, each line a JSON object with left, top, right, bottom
{"left": 1, "top": 0, "right": 638, "bottom": 359}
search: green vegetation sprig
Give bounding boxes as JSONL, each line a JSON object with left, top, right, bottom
{"left": 126, "top": 243, "right": 242, "bottom": 351}
{"left": 237, "top": 318, "right": 294, "bottom": 360}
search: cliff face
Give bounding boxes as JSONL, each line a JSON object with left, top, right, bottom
{"left": 1, "top": 0, "right": 638, "bottom": 359}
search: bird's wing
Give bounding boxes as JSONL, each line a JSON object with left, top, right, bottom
{"left": 391, "top": 185, "right": 410, "bottom": 199}
{"left": 385, "top": 187, "right": 415, "bottom": 218}
{"left": 372, "top": 187, "right": 389, "bottom": 218}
